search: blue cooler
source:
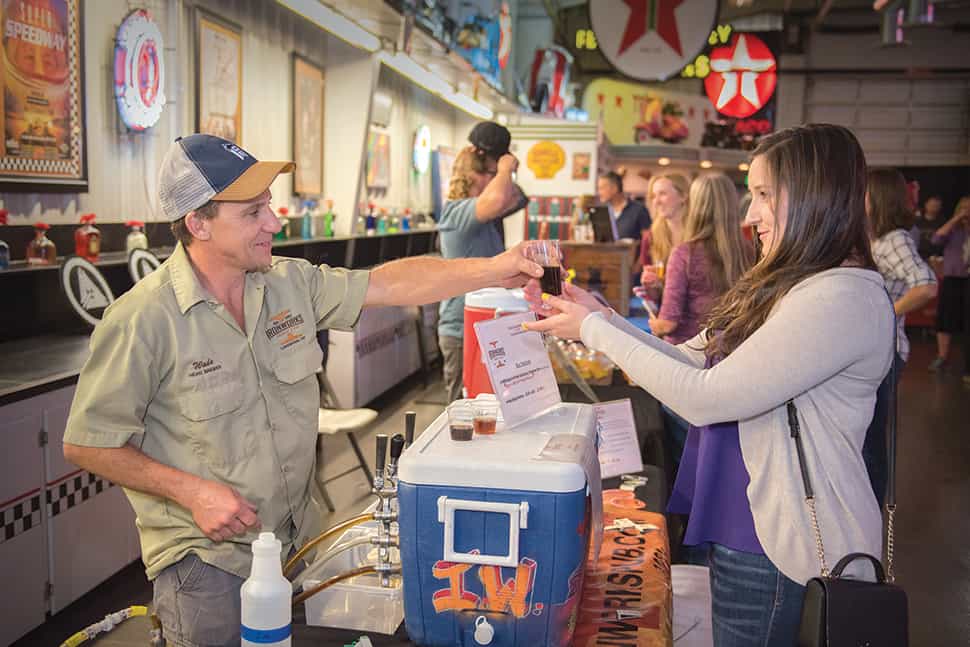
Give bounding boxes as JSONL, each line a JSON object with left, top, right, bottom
{"left": 398, "top": 403, "right": 596, "bottom": 647}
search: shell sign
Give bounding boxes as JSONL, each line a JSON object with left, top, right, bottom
{"left": 526, "top": 141, "right": 566, "bottom": 179}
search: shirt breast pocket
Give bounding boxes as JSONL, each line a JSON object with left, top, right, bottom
{"left": 273, "top": 344, "right": 324, "bottom": 429}
{"left": 179, "top": 381, "right": 253, "bottom": 470}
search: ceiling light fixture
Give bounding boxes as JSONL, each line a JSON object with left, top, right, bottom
{"left": 275, "top": 0, "right": 380, "bottom": 52}
{"left": 658, "top": 157, "right": 671, "bottom": 166}
{"left": 700, "top": 160, "right": 714, "bottom": 169}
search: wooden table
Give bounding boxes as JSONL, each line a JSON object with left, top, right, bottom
{"left": 560, "top": 240, "right": 637, "bottom": 316}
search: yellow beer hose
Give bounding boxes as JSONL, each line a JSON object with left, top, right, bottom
{"left": 283, "top": 512, "right": 375, "bottom": 578}
{"left": 58, "top": 605, "right": 150, "bottom": 647}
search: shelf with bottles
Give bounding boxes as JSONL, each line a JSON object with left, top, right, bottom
{"left": 524, "top": 195, "right": 594, "bottom": 242}
{"left": 355, "top": 202, "right": 424, "bottom": 238}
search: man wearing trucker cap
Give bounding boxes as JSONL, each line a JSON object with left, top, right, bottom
{"left": 62, "top": 134, "right": 543, "bottom": 646}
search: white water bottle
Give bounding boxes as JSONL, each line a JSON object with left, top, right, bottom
{"left": 241, "top": 532, "right": 291, "bottom": 646}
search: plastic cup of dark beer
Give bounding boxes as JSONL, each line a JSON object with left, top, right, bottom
{"left": 525, "top": 239, "right": 562, "bottom": 296}
{"left": 447, "top": 403, "right": 474, "bottom": 441}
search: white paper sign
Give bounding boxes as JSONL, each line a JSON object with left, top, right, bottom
{"left": 593, "top": 399, "right": 643, "bottom": 479}
{"left": 473, "top": 311, "right": 562, "bottom": 428}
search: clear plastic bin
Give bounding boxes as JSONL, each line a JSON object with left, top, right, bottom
{"left": 302, "top": 522, "right": 403, "bottom": 634}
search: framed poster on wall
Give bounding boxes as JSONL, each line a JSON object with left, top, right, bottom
{"left": 292, "top": 54, "right": 324, "bottom": 196}
{"left": 1, "top": 0, "right": 88, "bottom": 190}
{"left": 196, "top": 10, "right": 242, "bottom": 143}
{"left": 365, "top": 126, "right": 390, "bottom": 191}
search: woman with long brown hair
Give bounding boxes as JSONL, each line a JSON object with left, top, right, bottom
{"left": 863, "top": 168, "right": 936, "bottom": 506}
{"left": 525, "top": 124, "right": 893, "bottom": 645}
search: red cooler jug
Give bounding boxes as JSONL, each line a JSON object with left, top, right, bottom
{"left": 462, "top": 288, "right": 529, "bottom": 398}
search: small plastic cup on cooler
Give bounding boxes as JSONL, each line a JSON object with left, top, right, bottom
{"left": 472, "top": 400, "right": 499, "bottom": 435}
{"left": 447, "top": 402, "right": 474, "bottom": 441}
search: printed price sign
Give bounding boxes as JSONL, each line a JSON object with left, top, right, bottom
{"left": 592, "top": 399, "right": 643, "bottom": 479}
{"left": 474, "top": 312, "right": 561, "bottom": 427}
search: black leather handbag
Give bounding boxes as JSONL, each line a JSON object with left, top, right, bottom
{"left": 788, "top": 331, "right": 908, "bottom": 647}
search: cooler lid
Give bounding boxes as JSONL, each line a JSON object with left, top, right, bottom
{"left": 398, "top": 402, "right": 596, "bottom": 493}
{"left": 464, "top": 288, "right": 528, "bottom": 312}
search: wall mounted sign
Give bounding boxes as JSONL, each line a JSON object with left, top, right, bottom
{"left": 582, "top": 77, "right": 712, "bottom": 148}
{"left": 113, "top": 9, "right": 165, "bottom": 131}
{"left": 704, "top": 33, "right": 776, "bottom": 119}
{"left": 572, "top": 152, "right": 591, "bottom": 180}
{"left": 526, "top": 141, "right": 566, "bottom": 179}
{"left": 60, "top": 256, "right": 114, "bottom": 327}
{"left": 196, "top": 11, "right": 242, "bottom": 143}
{"left": 292, "top": 55, "right": 324, "bottom": 196}
{"left": 412, "top": 125, "right": 431, "bottom": 175}
{"left": 128, "top": 248, "right": 161, "bottom": 284}
{"left": 588, "top": 0, "right": 718, "bottom": 81}
{"left": 1, "top": 0, "right": 87, "bottom": 189}
{"left": 366, "top": 126, "right": 391, "bottom": 190}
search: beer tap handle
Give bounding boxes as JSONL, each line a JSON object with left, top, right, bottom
{"left": 375, "top": 434, "right": 388, "bottom": 480}
{"left": 389, "top": 434, "right": 405, "bottom": 463}
{"left": 404, "top": 411, "right": 416, "bottom": 447}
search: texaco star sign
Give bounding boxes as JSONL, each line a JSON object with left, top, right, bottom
{"left": 705, "top": 33, "right": 777, "bottom": 119}
{"left": 589, "top": 0, "right": 718, "bottom": 81}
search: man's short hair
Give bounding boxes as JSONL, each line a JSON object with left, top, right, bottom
{"left": 170, "top": 201, "right": 220, "bottom": 247}
{"left": 600, "top": 171, "right": 623, "bottom": 193}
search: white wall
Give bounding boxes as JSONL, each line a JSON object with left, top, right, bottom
{"left": 364, "top": 66, "right": 470, "bottom": 217}
{"left": 0, "top": 0, "right": 378, "bottom": 228}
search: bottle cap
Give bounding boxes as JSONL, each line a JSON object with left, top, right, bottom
{"left": 80, "top": 213, "right": 96, "bottom": 224}
{"left": 252, "top": 531, "right": 281, "bottom": 555}
{"left": 34, "top": 222, "right": 50, "bottom": 230}
{"left": 278, "top": 206, "right": 289, "bottom": 216}
{"left": 325, "top": 199, "right": 333, "bottom": 209}
{"left": 0, "top": 209, "right": 7, "bottom": 225}
{"left": 125, "top": 220, "right": 144, "bottom": 227}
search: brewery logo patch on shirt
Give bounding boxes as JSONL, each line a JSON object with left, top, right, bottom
{"left": 265, "top": 309, "right": 305, "bottom": 342}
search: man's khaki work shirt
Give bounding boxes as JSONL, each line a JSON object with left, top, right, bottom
{"left": 64, "top": 243, "right": 370, "bottom": 580}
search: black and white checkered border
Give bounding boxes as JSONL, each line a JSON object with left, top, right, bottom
{"left": 0, "top": 0, "right": 83, "bottom": 178}
{"left": 0, "top": 492, "right": 43, "bottom": 544}
{"left": 47, "top": 471, "right": 115, "bottom": 519}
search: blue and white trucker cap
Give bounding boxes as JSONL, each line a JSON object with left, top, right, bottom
{"left": 157, "top": 134, "right": 295, "bottom": 221}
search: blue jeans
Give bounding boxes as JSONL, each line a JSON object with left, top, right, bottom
{"left": 705, "top": 543, "right": 805, "bottom": 647}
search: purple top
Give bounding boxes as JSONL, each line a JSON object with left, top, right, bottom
{"left": 667, "top": 357, "right": 765, "bottom": 554}
{"left": 658, "top": 242, "right": 717, "bottom": 345}
{"left": 932, "top": 226, "right": 969, "bottom": 278}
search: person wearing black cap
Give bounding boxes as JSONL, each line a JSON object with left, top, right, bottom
{"left": 437, "top": 122, "right": 529, "bottom": 402}
{"left": 61, "top": 134, "right": 544, "bottom": 645}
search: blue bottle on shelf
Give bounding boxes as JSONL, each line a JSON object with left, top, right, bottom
{"left": 300, "top": 200, "right": 314, "bottom": 240}
{"left": 365, "top": 202, "right": 377, "bottom": 236}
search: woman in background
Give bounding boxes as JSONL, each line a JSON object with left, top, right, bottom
{"left": 928, "top": 196, "right": 969, "bottom": 373}
{"left": 638, "top": 173, "right": 689, "bottom": 303}
{"left": 865, "top": 167, "right": 937, "bottom": 504}
{"left": 649, "top": 174, "right": 754, "bottom": 343}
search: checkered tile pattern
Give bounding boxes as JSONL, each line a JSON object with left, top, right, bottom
{"left": 0, "top": 493, "right": 43, "bottom": 544}
{"left": 0, "top": 0, "right": 84, "bottom": 179}
{"left": 47, "top": 472, "right": 115, "bottom": 519}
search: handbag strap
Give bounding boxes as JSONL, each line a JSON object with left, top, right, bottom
{"left": 786, "top": 400, "right": 829, "bottom": 577}
{"left": 886, "top": 308, "right": 899, "bottom": 583}
{"left": 785, "top": 298, "right": 899, "bottom": 582}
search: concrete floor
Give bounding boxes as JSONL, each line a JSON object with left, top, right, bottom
{"left": 12, "top": 336, "right": 970, "bottom": 646}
